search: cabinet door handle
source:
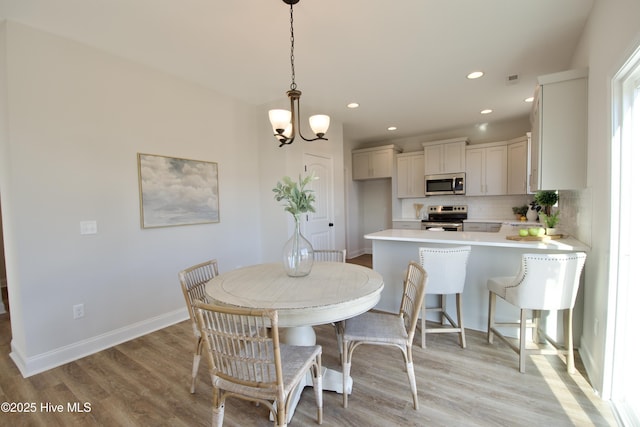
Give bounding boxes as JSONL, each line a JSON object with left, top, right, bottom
{"left": 329, "top": 222, "right": 334, "bottom": 227}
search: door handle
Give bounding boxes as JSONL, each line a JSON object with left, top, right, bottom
{"left": 329, "top": 222, "right": 334, "bottom": 227}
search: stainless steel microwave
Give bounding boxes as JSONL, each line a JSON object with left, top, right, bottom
{"left": 425, "top": 173, "right": 465, "bottom": 195}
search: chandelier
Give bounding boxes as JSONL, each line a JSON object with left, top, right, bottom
{"left": 268, "top": 0, "right": 330, "bottom": 147}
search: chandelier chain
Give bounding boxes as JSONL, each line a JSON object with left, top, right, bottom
{"left": 289, "top": 3, "right": 296, "bottom": 91}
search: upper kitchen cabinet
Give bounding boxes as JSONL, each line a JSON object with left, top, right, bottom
{"left": 422, "top": 137, "right": 469, "bottom": 175}
{"left": 422, "top": 137, "right": 468, "bottom": 175}
{"left": 352, "top": 144, "right": 401, "bottom": 180}
{"left": 507, "top": 134, "right": 530, "bottom": 195}
{"left": 530, "top": 69, "right": 587, "bottom": 191}
{"left": 396, "top": 152, "right": 425, "bottom": 198}
{"left": 465, "top": 142, "right": 508, "bottom": 196}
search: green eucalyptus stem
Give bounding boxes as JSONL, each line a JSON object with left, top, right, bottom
{"left": 273, "top": 173, "right": 317, "bottom": 216}
{"left": 274, "top": 173, "right": 317, "bottom": 277}
{"left": 290, "top": 214, "right": 303, "bottom": 272}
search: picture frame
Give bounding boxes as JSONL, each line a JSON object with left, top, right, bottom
{"left": 137, "top": 153, "right": 219, "bottom": 228}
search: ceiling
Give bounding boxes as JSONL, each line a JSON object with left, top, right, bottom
{"left": 0, "top": 0, "right": 594, "bottom": 144}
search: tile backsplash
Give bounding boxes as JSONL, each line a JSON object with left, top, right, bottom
{"left": 558, "top": 189, "right": 591, "bottom": 245}
{"left": 400, "top": 194, "right": 534, "bottom": 220}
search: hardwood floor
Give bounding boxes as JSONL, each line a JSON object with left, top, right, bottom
{"left": 345, "top": 253, "right": 372, "bottom": 268}
{"left": 0, "top": 259, "right": 618, "bottom": 426}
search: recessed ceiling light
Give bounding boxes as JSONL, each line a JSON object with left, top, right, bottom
{"left": 467, "top": 71, "right": 484, "bottom": 79}
{"left": 480, "top": 109, "right": 493, "bottom": 115}
{"left": 524, "top": 97, "right": 534, "bottom": 103}
{"left": 387, "top": 126, "right": 397, "bottom": 131}
{"left": 347, "top": 102, "right": 360, "bottom": 109}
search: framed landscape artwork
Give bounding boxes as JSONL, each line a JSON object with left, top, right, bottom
{"left": 137, "top": 153, "right": 219, "bottom": 228}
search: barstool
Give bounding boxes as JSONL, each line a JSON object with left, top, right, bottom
{"left": 418, "top": 246, "right": 471, "bottom": 349}
{"left": 487, "top": 252, "right": 587, "bottom": 373}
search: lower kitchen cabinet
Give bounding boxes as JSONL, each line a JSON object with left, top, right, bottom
{"left": 392, "top": 221, "right": 422, "bottom": 230}
{"left": 463, "top": 222, "right": 502, "bottom": 232}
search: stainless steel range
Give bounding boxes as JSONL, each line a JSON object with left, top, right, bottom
{"left": 421, "top": 205, "right": 468, "bottom": 231}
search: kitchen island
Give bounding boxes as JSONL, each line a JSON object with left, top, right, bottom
{"left": 365, "top": 228, "right": 589, "bottom": 335}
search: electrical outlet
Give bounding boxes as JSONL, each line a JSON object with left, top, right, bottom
{"left": 73, "top": 303, "right": 85, "bottom": 319}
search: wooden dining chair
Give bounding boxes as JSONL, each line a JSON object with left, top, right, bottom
{"left": 313, "top": 249, "right": 346, "bottom": 263}
{"left": 178, "top": 259, "right": 219, "bottom": 393}
{"left": 195, "top": 301, "right": 323, "bottom": 427}
{"left": 313, "top": 249, "right": 347, "bottom": 357}
{"left": 341, "top": 261, "right": 428, "bottom": 410}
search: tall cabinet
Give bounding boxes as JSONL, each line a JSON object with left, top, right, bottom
{"left": 530, "top": 68, "right": 588, "bottom": 191}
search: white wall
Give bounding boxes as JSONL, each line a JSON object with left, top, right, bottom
{"left": 0, "top": 21, "right": 347, "bottom": 376}
{"left": 568, "top": 0, "right": 640, "bottom": 396}
{"left": 1, "top": 22, "right": 264, "bottom": 375}
{"left": 0, "top": 22, "right": 10, "bottom": 317}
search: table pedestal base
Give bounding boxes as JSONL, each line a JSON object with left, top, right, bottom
{"left": 281, "top": 325, "right": 317, "bottom": 346}
{"left": 276, "top": 326, "right": 352, "bottom": 423}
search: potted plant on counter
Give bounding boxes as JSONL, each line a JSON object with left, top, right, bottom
{"left": 512, "top": 205, "right": 529, "bottom": 221}
{"left": 538, "top": 211, "right": 560, "bottom": 235}
{"left": 534, "top": 190, "right": 559, "bottom": 216}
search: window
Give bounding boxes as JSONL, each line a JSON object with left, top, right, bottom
{"left": 610, "top": 43, "right": 640, "bottom": 426}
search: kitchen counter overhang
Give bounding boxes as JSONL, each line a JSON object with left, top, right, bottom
{"left": 364, "top": 228, "right": 589, "bottom": 342}
{"left": 365, "top": 228, "right": 589, "bottom": 252}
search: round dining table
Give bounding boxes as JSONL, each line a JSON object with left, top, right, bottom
{"left": 205, "top": 261, "right": 384, "bottom": 419}
{"left": 205, "top": 261, "right": 384, "bottom": 345}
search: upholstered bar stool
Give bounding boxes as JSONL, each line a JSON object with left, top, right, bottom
{"left": 487, "top": 252, "right": 587, "bottom": 373}
{"left": 418, "top": 246, "right": 471, "bottom": 349}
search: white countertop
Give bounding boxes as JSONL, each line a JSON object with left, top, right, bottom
{"left": 365, "top": 228, "right": 589, "bottom": 251}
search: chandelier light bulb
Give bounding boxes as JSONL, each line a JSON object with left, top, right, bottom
{"left": 269, "top": 109, "right": 292, "bottom": 134}
{"left": 309, "top": 115, "right": 330, "bottom": 137}
{"left": 283, "top": 123, "right": 293, "bottom": 139}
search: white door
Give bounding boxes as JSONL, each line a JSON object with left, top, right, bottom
{"left": 303, "top": 153, "right": 335, "bottom": 250}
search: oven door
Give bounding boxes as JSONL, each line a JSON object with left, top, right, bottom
{"left": 421, "top": 222, "right": 463, "bottom": 232}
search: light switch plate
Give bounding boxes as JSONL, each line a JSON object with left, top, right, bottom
{"left": 80, "top": 220, "right": 97, "bottom": 235}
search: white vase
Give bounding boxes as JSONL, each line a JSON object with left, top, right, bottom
{"left": 526, "top": 207, "right": 538, "bottom": 222}
{"left": 546, "top": 227, "right": 558, "bottom": 236}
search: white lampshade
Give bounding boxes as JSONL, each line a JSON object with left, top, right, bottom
{"left": 309, "top": 114, "right": 330, "bottom": 136}
{"left": 269, "top": 109, "right": 292, "bottom": 133}
{"left": 283, "top": 123, "right": 293, "bottom": 138}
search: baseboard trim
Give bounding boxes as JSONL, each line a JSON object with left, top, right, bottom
{"left": 346, "top": 248, "right": 372, "bottom": 259}
{"left": 578, "top": 334, "right": 601, "bottom": 396}
{"left": 10, "top": 308, "right": 188, "bottom": 378}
